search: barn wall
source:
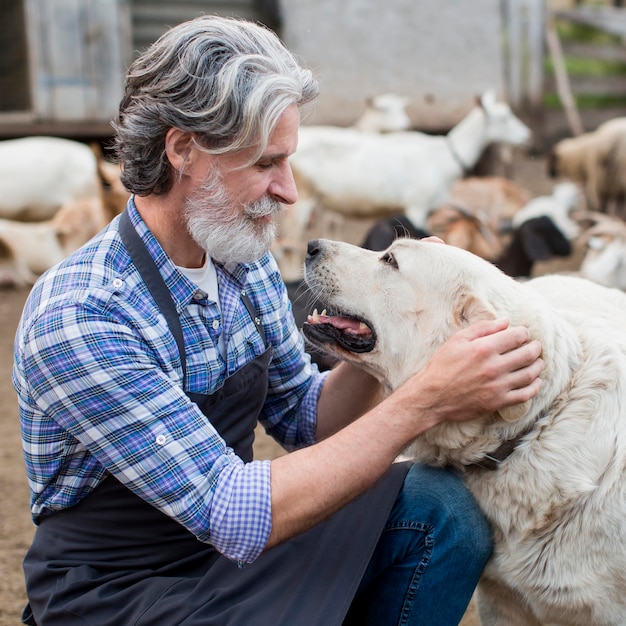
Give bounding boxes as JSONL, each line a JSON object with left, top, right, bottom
{"left": 130, "top": 0, "right": 266, "bottom": 54}
{"left": 24, "top": 0, "right": 132, "bottom": 122}
{"left": 280, "top": 0, "right": 507, "bottom": 130}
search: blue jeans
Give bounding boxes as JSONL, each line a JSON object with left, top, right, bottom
{"left": 345, "top": 464, "right": 492, "bottom": 626}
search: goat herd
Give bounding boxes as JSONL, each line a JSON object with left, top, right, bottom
{"left": 1, "top": 92, "right": 625, "bottom": 311}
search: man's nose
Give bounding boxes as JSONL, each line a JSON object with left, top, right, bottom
{"left": 269, "top": 162, "right": 298, "bottom": 205}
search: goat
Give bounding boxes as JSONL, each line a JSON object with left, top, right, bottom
{"left": 577, "top": 212, "right": 626, "bottom": 290}
{"left": 359, "top": 182, "right": 578, "bottom": 279}
{"left": 512, "top": 182, "right": 581, "bottom": 241}
{"left": 276, "top": 91, "right": 531, "bottom": 280}
{"left": 0, "top": 136, "right": 101, "bottom": 221}
{"left": 97, "top": 157, "right": 130, "bottom": 221}
{"left": 290, "top": 90, "right": 531, "bottom": 226}
{"left": 0, "top": 196, "right": 108, "bottom": 287}
{"left": 446, "top": 175, "right": 531, "bottom": 234}
{"left": 548, "top": 117, "right": 626, "bottom": 216}
{"left": 352, "top": 93, "right": 411, "bottom": 133}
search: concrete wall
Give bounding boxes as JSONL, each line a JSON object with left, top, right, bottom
{"left": 280, "top": 0, "right": 505, "bottom": 130}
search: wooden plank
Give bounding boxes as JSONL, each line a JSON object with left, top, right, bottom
{"left": 503, "top": 0, "right": 523, "bottom": 106}
{"left": 546, "top": 72, "right": 626, "bottom": 96}
{"left": 130, "top": 0, "right": 262, "bottom": 53}
{"left": 36, "top": 0, "right": 90, "bottom": 120}
{"left": 0, "top": 0, "right": 31, "bottom": 113}
{"left": 526, "top": 0, "right": 546, "bottom": 107}
{"left": 555, "top": 6, "right": 626, "bottom": 38}
{"left": 80, "top": 0, "right": 132, "bottom": 120}
{"left": 502, "top": 0, "right": 546, "bottom": 109}
{"left": 24, "top": 0, "right": 131, "bottom": 123}
{"left": 560, "top": 40, "right": 626, "bottom": 63}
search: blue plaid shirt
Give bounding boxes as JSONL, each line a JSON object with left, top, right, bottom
{"left": 13, "top": 198, "right": 326, "bottom": 564}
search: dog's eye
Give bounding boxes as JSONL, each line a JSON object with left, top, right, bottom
{"left": 380, "top": 252, "right": 398, "bottom": 269}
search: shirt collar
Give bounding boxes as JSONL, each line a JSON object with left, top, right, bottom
{"left": 124, "top": 197, "right": 251, "bottom": 311}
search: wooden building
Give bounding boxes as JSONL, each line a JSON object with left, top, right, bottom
{"left": 0, "top": 0, "right": 271, "bottom": 138}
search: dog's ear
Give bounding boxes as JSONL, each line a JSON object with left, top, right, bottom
{"left": 457, "top": 293, "right": 532, "bottom": 424}
{"left": 454, "top": 293, "right": 497, "bottom": 327}
{"left": 494, "top": 400, "right": 531, "bottom": 424}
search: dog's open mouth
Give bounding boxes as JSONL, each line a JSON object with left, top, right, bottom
{"left": 302, "top": 308, "right": 376, "bottom": 353}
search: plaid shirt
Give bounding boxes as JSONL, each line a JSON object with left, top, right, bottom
{"left": 13, "top": 199, "right": 326, "bottom": 565}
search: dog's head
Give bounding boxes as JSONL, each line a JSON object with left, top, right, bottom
{"left": 303, "top": 237, "right": 536, "bottom": 421}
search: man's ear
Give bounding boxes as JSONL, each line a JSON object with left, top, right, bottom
{"left": 164, "top": 128, "right": 196, "bottom": 175}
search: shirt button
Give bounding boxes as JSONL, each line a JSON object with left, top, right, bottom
{"left": 212, "top": 319, "right": 220, "bottom": 330}
{"left": 156, "top": 434, "right": 167, "bottom": 446}
{"left": 112, "top": 278, "right": 124, "bottom": 289}
{"left": 193, "top": 290, "right": 204, "bottom": 300}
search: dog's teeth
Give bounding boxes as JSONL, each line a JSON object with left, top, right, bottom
{"left": 358, "top": 322, "right": 368, "bottom": 331}
{"left": 308, "top": 308, "right": 321, "bottom": 323}
{"left": 321, "top": 309, "right": 327, "bottom": 316}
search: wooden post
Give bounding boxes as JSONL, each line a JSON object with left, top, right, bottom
{"left": 544, "top": 12, "right": 585, "bottom": 136}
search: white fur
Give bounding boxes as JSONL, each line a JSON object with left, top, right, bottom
{"left": 578, "top": 212, "right": 626, "bottom": 291}
{"left": 352, "top": 93, "right": 411, "bottom": 133}
{"left": 0, "top": 196, "right": 108, "bottom": 286}
{"left": 304, "top": 238, "right": 626, "bottom": 626}
{"left": 0, "top": 136, "right": 100, "bottom": 221}
{"left": 291, "top": 90, "right": 530, "bottom": 228}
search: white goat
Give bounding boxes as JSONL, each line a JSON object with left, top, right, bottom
{"left": 0, "top": 196, "right": 108, "bottom": 287}
{"left": 0, "top": 136, "right": 100, "bottom": 221}
{"left": 290, "top": 90, "right": 530, "bottom": 227}
{"left": 276, "top": 91, "right": 531, "bottom": 280}
{"left": 352, "top": 93, "right": 411, "bottom": 133}
{"left": 578, "top": 212, "right": 626, "bottom": 290}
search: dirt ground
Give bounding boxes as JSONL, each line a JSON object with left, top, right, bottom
{"left": 0, "top": 150, "right": 577, "bottom": 626}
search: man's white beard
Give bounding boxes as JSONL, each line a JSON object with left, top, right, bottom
{"left": 184, "top": 169, "right": 284, "bottom": 264}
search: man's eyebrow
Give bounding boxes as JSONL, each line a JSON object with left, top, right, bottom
{"left": 258, "top": 151, "right": 291, "bottom": 161}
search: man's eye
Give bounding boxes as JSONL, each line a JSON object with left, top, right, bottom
{"left": 257, "top": 161, "right": 273, "bottom": 170}
{"left": 380, "top": 252, "right": 398, "bottom": 269}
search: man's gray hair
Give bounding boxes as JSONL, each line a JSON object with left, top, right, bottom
{"left": 114, "top": 15, "right": 319, "bottom": 195}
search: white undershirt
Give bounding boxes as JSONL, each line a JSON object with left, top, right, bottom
{"left": 177, "top": 258, "right": 226, "bottom": 358}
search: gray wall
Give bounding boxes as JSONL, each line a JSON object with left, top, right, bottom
{"left": 280, "top": 0, "right": 505, "bottom": 130}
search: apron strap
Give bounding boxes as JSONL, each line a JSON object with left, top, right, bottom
{"left": 119, "top": 209, "right": 189, "bottom": 387}
{"left": 118, "top": 209, "right": 267, "bottom": 388}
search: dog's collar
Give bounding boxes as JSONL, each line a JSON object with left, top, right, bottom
{"left": 447, "top": 136, "right": 471, "bottom": 175}
{"left": 468, "top": 422, "right": 537, "bottom": 471}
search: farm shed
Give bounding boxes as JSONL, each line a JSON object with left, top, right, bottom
{"left": 0, "top": 0, "right": 272, "bottom": 138}
{"left": 0, "top": 0, "right": 132, "bottom": 137}
{"left": 3, "top": 0, "right": 617, "bottom": 141}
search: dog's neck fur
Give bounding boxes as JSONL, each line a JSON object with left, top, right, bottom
{"left": 400, "top": 280, "right": 583, "bottom": 474}
{"left": 464, "top": 421, "right": 538, "bottom": 471}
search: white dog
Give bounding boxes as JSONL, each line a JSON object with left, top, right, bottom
{"left": 302, "top": 237, "right": 626, "bottom": 626}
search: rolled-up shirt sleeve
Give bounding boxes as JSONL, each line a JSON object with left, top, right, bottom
{"left": 207, "top": 457, "right": 272, "bottom": 564}
{"left": 16, "top": 300, "right": 273, "bottom": 564}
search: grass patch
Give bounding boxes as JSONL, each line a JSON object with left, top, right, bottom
{"left": 556, "top": 20, "right": 622, "bottom": 46}
{"left": 544, "top": 92, "right": 626, "bottom": 109}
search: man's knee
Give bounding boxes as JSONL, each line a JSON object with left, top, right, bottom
{"left": 391, "top": 463, "right": 493, "bottom": 561}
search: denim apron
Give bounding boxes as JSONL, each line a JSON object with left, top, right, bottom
{"left": 21, "top": 211, "right": 408, "bottom": 626}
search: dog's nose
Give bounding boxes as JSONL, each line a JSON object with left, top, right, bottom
{"left": 306, "top": 239, "right": 322, "bottom": 260}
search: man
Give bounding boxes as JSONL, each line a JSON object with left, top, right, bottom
{"left": 13, "top": 16, "right": 543, "bottom": 625}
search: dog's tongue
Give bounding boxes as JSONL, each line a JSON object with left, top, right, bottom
{"left": 307, "top": 309, "right": 371, "bottom": 336}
